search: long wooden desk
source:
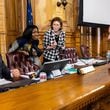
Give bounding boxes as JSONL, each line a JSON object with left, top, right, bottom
{"left": 0, "top": 64, "right": 110, "bottom": 110}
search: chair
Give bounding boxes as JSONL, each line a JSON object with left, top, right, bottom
{"left": 59, "top": 48, "right": 78, "bottom": 63}
{"left": 80, "top": 45, "right": 91, "bottom": 59}
{"left": 6, "top": 52, "right": 40, "bottom": 75}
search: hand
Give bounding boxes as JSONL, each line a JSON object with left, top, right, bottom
{"left": 47, "top": 41, "right": 57, "bottom": 49}
{"left": 51, "top": 41, "right": 57, "bottom": 48}
{"left": 32, "top": 48, "right": 37, "bottom": 56}
{"left": 61, "top": 46, "right": 65, "bottom": 50}
{"left": 11, "top": 69, "right": 21, "bottom": 81}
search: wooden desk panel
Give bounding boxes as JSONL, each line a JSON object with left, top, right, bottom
{"left": 0, "top": 64, "right": 110, "bottom": 110}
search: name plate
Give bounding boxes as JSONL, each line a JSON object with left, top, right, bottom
{"left": 79, "top": 65, "right": 95, "bottom": 74}
{"left": 52, "top": 69, "right": 62, "bottom": 77}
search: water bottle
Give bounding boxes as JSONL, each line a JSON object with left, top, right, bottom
{"left": 106, "top": 51, "right": 110, "bottom": 63}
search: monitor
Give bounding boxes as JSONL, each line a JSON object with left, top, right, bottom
{"left": 38, "top": 59, "right": 70, "bottom": 75}
{"left": 78, "top": 0, "right": 110, "bottom": 27}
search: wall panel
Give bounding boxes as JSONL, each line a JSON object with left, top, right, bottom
{"left": 0, "top": 0, "right": 109, "bottom": 62}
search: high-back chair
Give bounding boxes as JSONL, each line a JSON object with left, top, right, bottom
{"left": 80, "top": 45, "right": 91, "bottom": 59}
{"left": 6, "top": 52, "right": 39, "bottom": 75}
{"left": 60, "top": 48, "right": 78, "bottom": 63}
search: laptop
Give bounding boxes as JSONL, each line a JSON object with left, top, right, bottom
{"left": 37, "top": 59, "right": 70, "bottom": 78}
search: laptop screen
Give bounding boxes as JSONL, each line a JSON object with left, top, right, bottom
{"left": 39, "top": 59, "right": 70, "bottom": 74}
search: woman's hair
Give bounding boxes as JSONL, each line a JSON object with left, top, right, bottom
{"left": 22, "top": 25, "right": 39, "bottom": 40}
{"left": 50, "top": 17, "right": 63, "bottom": 30}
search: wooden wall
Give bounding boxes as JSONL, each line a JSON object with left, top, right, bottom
{"left": 0, "top": 0, "right": 7, "bottom": 61}
{"left": 0, "top": 0, "right": 109, "bottom": 62}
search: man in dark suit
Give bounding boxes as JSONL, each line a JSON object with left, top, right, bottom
{"left": 0, "top": 55, "right": 20, "bottom": 81}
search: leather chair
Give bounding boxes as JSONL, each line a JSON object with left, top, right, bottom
{"left": 60, "top": 48, "right": 78, "bottom": 63}
{"left": 80, "top": 45, "right": 91, "bottom": 59}
{"left": 6, "top": 52, "right": 40, "bottom": 75}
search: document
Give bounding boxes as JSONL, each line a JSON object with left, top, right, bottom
{"left": 80, "top": 58, "right": 106, "bottom": 65}
{"left": 0, "top": 79, "right": 12, "bottom": 85}
{"left": 74, "top": 59, "right": 86, "bottom": 66}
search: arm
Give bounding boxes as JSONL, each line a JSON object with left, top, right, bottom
{"left": 8, "top": 37, "right": 28, "bottom": 54}
{"left": 57, "top": 31, "right": 65, "bottom": 50}
{"left": 43, "top": 31, "right": 57, "bottom": 50}
{"left": 43, "top": 32, "right": 50, "bottom": 49}
{"left": 8, "top": 40, "right": 19, "bottom": 53}
{"left": 0, "top": 56, "right": 12, "bottom": 80}
{"left": 0, "top": 56, "right": 20, "bottom": 81}
{"left": 31, "top": 40, "right": 42, "bottom": 57}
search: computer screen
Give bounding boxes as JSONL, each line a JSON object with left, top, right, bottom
{"left": 39, "top": 59, "right": 70, "bottom": 74}
{"left": 78, "top": 0, "right": 110, "bottom": 26}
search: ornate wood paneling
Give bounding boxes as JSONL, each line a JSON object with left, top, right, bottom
{"left": 0, "top": 0, "right": 109, "bottom": 62}
{"left": 0, "top": 0, "right": 6, "bottom": 62}
{"left": 5, "top": 0, "right": 18, "bottom": 33}
{"left": 0, "top": 0, "right": 6, "bottom": 33}
{"left": 5, "top": 0, "right": 22, "bottom": 49}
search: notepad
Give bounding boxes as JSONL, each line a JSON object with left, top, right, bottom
{"left": 0, "top": 79, "right": 12, "bottom": 85}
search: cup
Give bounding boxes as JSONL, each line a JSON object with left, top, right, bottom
{"left": 39, "top": 72, "right": 47, "bottom": 82}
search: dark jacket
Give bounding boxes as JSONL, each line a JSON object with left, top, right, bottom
{"left": 0, "top": 55, "right": 12, "bottom": 80}
{"left": 9, "top": 37, "right": 42, "bottom": 57}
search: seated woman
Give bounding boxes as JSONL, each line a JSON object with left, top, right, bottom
{"left": 8, "top": 25, "right": 42, "bottom": 67}
{"left": 0, "top": 55, "right": 20, "bottom": 81}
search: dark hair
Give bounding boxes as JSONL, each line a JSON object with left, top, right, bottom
{"left": 22, "top": 25, "right": 39, "bottom": 40}
{"left": 50, "top": 17, "right": 63, "bottom": 30}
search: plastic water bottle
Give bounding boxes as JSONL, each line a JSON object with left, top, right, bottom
{"left": 106, "top": 51, "right": 110, "bottom": 63}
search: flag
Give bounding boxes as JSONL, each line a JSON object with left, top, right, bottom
{"left": 27, "top": 0, "right": 33, "bottom": 26}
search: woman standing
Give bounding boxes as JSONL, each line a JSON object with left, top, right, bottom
{"left": 43, "top": 17, "right": 65, "bottom": 63}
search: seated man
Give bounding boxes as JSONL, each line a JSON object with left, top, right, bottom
{"left": 0, "top": 55, "right": 20, "bottom": 81}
